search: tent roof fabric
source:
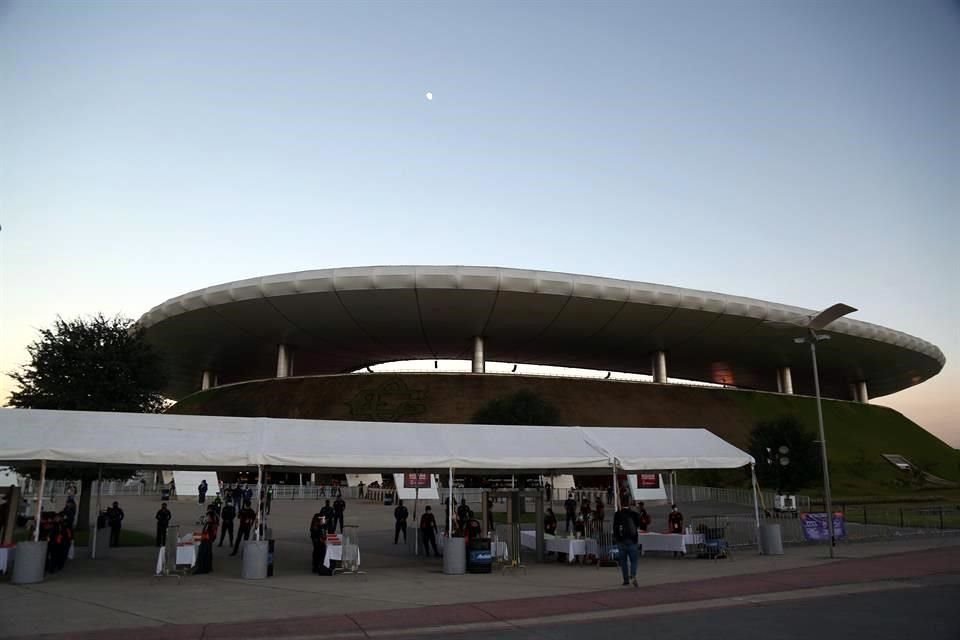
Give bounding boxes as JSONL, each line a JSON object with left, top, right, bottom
{"left": 0, "top": 409, "right": 754, "bottom": 473}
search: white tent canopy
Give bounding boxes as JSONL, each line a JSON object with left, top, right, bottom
{"left": 0, "top": 408, "right": 753, "bottom": 473}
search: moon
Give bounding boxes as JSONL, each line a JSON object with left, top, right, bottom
{"left": 425, "top": 92, "right": 433, "bottom": 101}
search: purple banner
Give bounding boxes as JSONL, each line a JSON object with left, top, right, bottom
{"left": 800, "top": 512, "right": 847, "bottom": 541}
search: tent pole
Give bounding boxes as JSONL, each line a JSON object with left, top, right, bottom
{"left": 255, "top": 464, "right": 263, "bottom": 541}
{"left": 33, "top": 460, "right": 47, "bottom": 542}
{"left": 91, "top": 465, "right": 102, "bottom": 558}
{"left": 414, "top": 470, "right": 420, "bottom": 555}
{"left": 751, "top": 463, "right": 762, "bottom": 554}
{"left": 612, "top": 460, "right": 618, "bottom": 512}
{"left": 448, "top": 467, "right": 454, "bottom": 534}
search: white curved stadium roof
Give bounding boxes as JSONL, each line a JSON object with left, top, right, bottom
{"left": 139, "top": 266, "right": 945, "bottom": 400}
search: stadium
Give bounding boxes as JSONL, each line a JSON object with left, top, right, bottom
{"left": 140, "top": 266, "right": 954, "bottom": 493}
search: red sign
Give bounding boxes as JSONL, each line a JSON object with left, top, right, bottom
{"left": 637, "top": 474, "right": 660, "bottom": 489}
{"left": 403, "top": 473, "right": 431, "bottom": 489}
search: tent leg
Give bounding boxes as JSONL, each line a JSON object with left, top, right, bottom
{"left": 33, "top": 460, "right": 47, "bottom": 541}
{"left": 255, "top": 465, "right": 263, "bottom": 541}
{"left": 751, "top": 463, "right": 762, "bottom": 554}
{"left": 414, "top": 483, "right": 420, "bottom": 555}
{"left": 611, "top": 462, "right": 618, "bottom": 512}
{"left": 91, "top": 465, "right": 102, "bottom": 559}
{"left": 448, "top": 467, "right": 454, "bottom": 534}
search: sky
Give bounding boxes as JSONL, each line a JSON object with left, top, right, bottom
{"left": 0, "top": 0, "right": 957, "bottom": 445}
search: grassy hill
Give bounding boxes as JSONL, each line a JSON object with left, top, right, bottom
{"left": 170, "top": 373, "right": 959, "bottom": 499}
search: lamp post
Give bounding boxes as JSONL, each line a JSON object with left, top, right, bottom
{"left": 791, "top": 303, "right": 856, "bottom": 559}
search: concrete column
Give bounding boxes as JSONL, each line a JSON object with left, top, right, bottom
{"left": 652, "top": 350, "right": 667, "bottom": 384}
{"left": 201, "top": 370, "right": 214, "bottom": 391}
{"left": 472, "top": 336, "right": 485, "bottom": 374}
{"left": 777, "top": 367, "right": 794, "bottom": 394}
{"left": 855, "top": 380, "right": 869, "bottom": 403}
{"left": 276, "top": 344, "right": 291, "bottom": 378}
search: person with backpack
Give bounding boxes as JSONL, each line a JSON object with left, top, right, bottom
{"left": 393, "top": 500, "right": 409, "bottom": 544}
{"left": 613, "top": 502, "right": 641, "bottom": 587}
{"left": 419, "top": 505, "right": 440, "bottom": 557}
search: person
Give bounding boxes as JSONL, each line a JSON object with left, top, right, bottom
{"left": 544, "top": 507, "right": 558, "bottom": 535}
{"left": 668, "top": 504, "right": 684, "bottom": 534}
{"left": 593, "top": 497, "right": 605, "bottom": 536}
{"left": 607, "top": 484, "right": 614, "bottom": 506}
{"left": 564, "top": 493, "right": 577, "bottom": 533}
{"left": 580, "top": 498, "right": 592, "bottom": 522}
{"left": 637, "top": 501, "right": 652, "bottom": 532}
{"left": 63, "top": 496, "right": 77, "bottom": 528}
{"left": 393, "top": 499, "right": 408, "bottom": 544}
{"left": 419, "top": 505, "right": 440, "bottom": 557}
{"left": 456, "top": 498, "right": 472, "bottom": 531}
{"left": 574, "top": 513, "right": 586, "bottom": 538}
{"left": 48, "top": 512, "right": 71, "bottom": 573}
{"left": 309, "top": 511, "right": 327, "bottom": 574}
{"left": 266, "top": 485, "right": 273, "bottom": 515}
{"left": 194, "top": 506, "right": 218, "bottom": 574}
{"left": 544, "top": 481, "right": 552, "bottom": 503}
{"left": 358, "top": 481, "right": 365, "bottom": 499}
{"left": 333, "top": 495, "right": 346, "bottom": 533}
{"left": 219, "top": 501, "right": 236, "bottom": 547}
{"left": 613, "top": 502, "right": 641, "bottom": 587}
{"left": 107, "top": 501, "right": 124, "bottom": 547}
{"left": 230, "top": 501, "right": 256, "bottom": 556}
{"left": 231, "top": 484, "right": 243, "bottom": 512}
{"left": 319, "top": 499, "right": 336, "bottom": 534}
{"left": 211, "top": 493, "right": 223, "bottom": 516}
{"left": 156, "top": 502, "right": 172, "bottom": 547}
{"left": 243, "top": 485, "right": 254, "bottom": 506}
{"left": 486, "top": 496, "right": 494, "bottom": 533}
{"left": 198, "top": 479, "right": 208, "bottom": 505}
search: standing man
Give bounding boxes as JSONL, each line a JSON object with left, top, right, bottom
{"left": 266, "top": 485, "right": 273, "bottom": 515}
{"left": 156, "top": 502, "right": 172, "bottom": 547}
{"left": 613, "top": 502, "right": 640, "bottom": 587}
{"left": 419, "top": 505, "right": 440, "bottom": 557}
{"left": 219, "top": 500, "right": 236, "bottom": 548}
{"left": 544, "top": 507, "right": 558, "bottom": 535}
{"left": 63, "top": 496, "right": 77, "bottom": 528}
{"left": 198, "top": 479, "right": 208, "bottom": 505}
{"left": 333, "top": 495, "right": 346, "bottom": 533}
{"left": 593, "top": 497, "right": 606, "bottom": 536}
{"left": 107, "top": 501, "right": 124, "bottom": 547}
{"left": 319, "top": 500, "right": 336, "bottom": 535}
{"left": 309, "top": 511, "right": 327, "bottom": 574}
{"left": 230, "top": 501, "right": 256, "bottom": 556}
{"left": 563, "top": 493, "right": 577, "bottom": 533}
{"left": 194, "top": 506, "right": 218, "bottom": 574}
{"left": 393, "top": 499, "right": 408, "bottom": 544}
{"left": 231, "top": 484, "right": 243, "bottom": 512}
{"left": 637, "top": 501, "right": 652, "bottom": 532}
{"left": 358, "top": 481, "right": 365, "bottom": 499}
{"left": 243, "top": 485, "right": 253, "bottom": 507}
{"left": 668, "top": 504, "right": 684, "bottom": 534}
{"left": 486, "top": 496, "right": 494, "bottom": 533}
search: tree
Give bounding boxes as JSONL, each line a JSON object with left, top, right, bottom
{"left": 7, "top": 314, "right": 167, "bottom": 531}
{"left": 748, "top": 416, "right": 819, "bottom": 493}
{"left": 472, "top": 390, "right": 560, "bottom": 426}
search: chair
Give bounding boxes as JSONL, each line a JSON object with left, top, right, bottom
{"left": 698, "top": 526, "right": 728, "bottom": 559}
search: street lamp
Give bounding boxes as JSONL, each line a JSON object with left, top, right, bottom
{"left": 791, "top": 303, "right": 857, "bottom": 559}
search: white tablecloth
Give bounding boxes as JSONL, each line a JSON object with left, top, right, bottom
{"left": 638, "top": 532, "right": 703, "bottom": 554}
{"left": 491, "top": 540, "right": 509, "bottom": 561}
{"left": 176, "top": 544, "right": 196, "bottom": 566}
{"left": 521, "top": 531, "right": 598, "bottom": 563}
{"left": 0, "top": 546, "right": 13, "bottom": 574}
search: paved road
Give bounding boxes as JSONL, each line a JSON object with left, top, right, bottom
{"left": 441, "top": 578, "right": 960, "bottom": 640}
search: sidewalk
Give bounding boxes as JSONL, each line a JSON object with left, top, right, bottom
{"left": 3, "top": 535, "right": 959, "bottom": 639}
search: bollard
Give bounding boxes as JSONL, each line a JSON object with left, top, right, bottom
{"left": 241, "top": 540, "right": 269, "bottom": 579}
{"left": 11, "top": 541, "right": 47, "bottom": 585}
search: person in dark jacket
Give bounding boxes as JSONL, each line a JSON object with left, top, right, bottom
{"left": 309, "top": 511, "right": 327, "bottom": 574}
{"left": 393, "top": 500, "right": 409, "bottom": 544}
{"left": 198, "top": 479, "right": 208, "bottom": 505}
{"left": 563, "top": 494, "right": 577, "bottom": 533}
{"left": 637, "top": 501, "right": 652, "bottom": 532}
{"left": 544, "top": 507, "right": 558, "bottom": 535}
{"left": 219, "top": 502, "right": 236, "bottom": 547}
{"left": 230, "top": 501, "right": 256, "bottom": 556}
{"left": 333, "top": 496, "right": 346, "bottom": 533}
{"left": 319, "top": 500, "right": 336, "bottom": 534}
{"left": 419, "top": 506, "right": 440, "bottom": 557}
{"left": 156, "top": 502, "right": 172, "bottom": 547}
{"left": 107, "top": 501, "right": 124, "bottom": 547}
{"left": 194, "top": 507, "right": 218, "bottom": 574}
{"left": 613, "top": 503, "right": 641, "bottom": 587}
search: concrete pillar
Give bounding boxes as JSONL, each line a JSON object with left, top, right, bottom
{"left": 276, "top": 344, "right": 291, "bottom": 378}
{"left": 855, "top": 380, "right": 869, "bottom": 403}
{"left": 201, "top": 370, "right": 214, "bottom": 391}
{"left": 652, "top": 350, "right": 667, "bottom": 384}
{"left": 776, "top": 367, "right": 794, "bottom": 394}
{"left": 472, "top": 336, "right": 485, "bottom": 374}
